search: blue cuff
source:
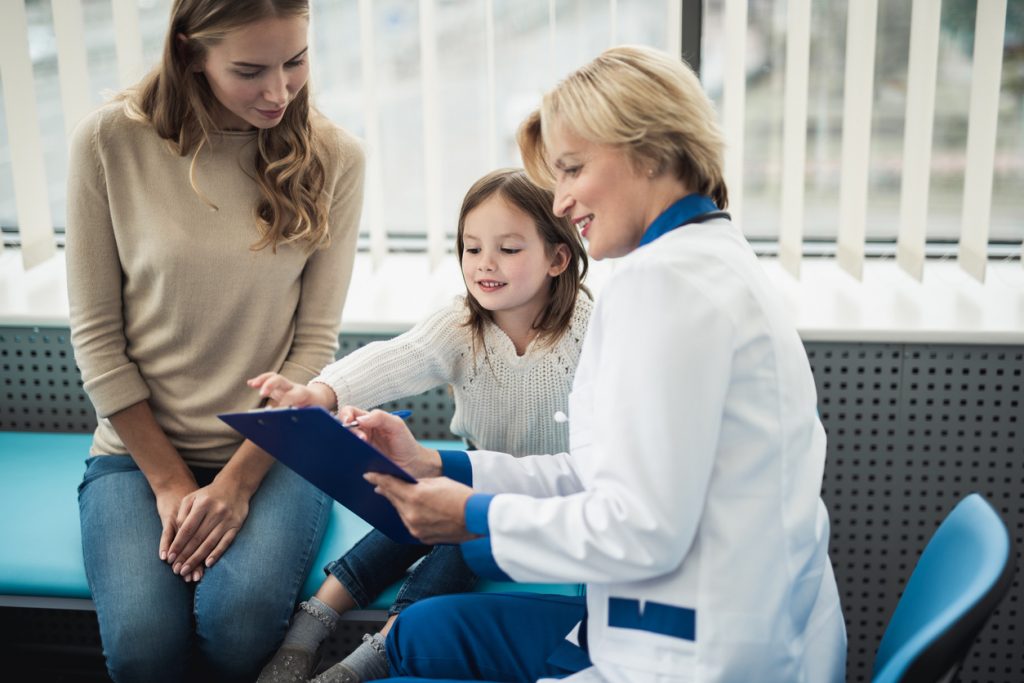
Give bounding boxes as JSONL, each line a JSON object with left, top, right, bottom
{"left": 464, "top": 493, "right": 494, "bottom": 536}
{"left": 439, "top": 450, "right": 472, "bottom": 486}
{"left": 460, "top": 536, "right": 513, "bottom": 582}
{"left": 459, "top": 494, "right": 511, "bottom": 581}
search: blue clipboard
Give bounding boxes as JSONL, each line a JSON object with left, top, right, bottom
{"left": 219, "top": 406, "right": 421, "bottom": 544}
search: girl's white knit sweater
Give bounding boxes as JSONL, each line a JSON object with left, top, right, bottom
{"left": 313, "top": 295, "right": 593, "bottom": 457}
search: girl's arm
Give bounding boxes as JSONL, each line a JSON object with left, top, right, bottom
{"left": 314, "top": 302, "right": 467, "bottom": 410}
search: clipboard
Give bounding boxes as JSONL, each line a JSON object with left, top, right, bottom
{"left": 219, "top": 406, "right": 421, "bottom": 544}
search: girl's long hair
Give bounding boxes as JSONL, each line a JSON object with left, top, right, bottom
{"left": 120, "top": 0, "right": 328, "bottom": 251}
{"left": 456, "top": 169, "right": 589, "bottom": 353}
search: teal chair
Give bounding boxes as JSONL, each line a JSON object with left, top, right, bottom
{"left": 871, "top": 493, "right": 1015, "bottom": 683}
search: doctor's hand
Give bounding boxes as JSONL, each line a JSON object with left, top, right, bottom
{"left": 365, "top": 473, "right": 476, "bottom": 545}
{"left": 340, "top": 407, "right": 442, "bottom": 480}
{"left": 247, "top": 373, "right": 336, "bottom": 409}
{"left": 165, "top": 478, "right": 250, "bottom": 582}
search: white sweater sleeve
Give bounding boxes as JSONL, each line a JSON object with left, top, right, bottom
{"left": 313, "top": 302, "right": 466, "bottom": 409}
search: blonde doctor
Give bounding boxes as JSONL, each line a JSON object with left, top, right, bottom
{"left": 350, "top": 45, "right": 847, "bottom": 683}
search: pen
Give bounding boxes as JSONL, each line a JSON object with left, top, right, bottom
{"left": 343, "top": 409, "right": 412, "bottom": 428}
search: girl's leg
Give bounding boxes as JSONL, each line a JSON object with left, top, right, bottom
{"left": 257, "top": 580, "right": 354, "bottom": 683}
{"left": 324, "top": 529, "right": 432, "bottom": 608}
{"left": 311, "top": 539, "right": 465, "bottom": 682}
{"left": 376, "top": 542, "right": 478, "bottom": 635}
{"left": 387, "top": 544, "right": 477, "bottom": 620}
{"left": 194, "top": 462, "right": 331, "bottom": 682}
{"left": 315, "top": 571, "right": 359, "bottom": 612}
{"left": 260, "top": 530, "right": 428, "bottom": 683}
{"left": 387, "top": 593, "right": 590, "bottom": 681}
{"left": 78, "top": 456, "right": 194, "bottom": 683}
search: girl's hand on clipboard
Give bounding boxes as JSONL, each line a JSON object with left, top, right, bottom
{"left": 338, "top": 406, "right": 442, "bottom": 480}
{"left": 247, "top": 373, "right": 335, "bottom": 410}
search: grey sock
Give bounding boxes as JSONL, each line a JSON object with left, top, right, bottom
{"left": 282, "top": 596, "right": 341, "bottom": 654}
{"left": 312, "top": 633, "right": 389, "bottom": 683}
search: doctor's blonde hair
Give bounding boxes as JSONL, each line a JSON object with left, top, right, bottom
{"left": 120, "top": 0, "right": 328, "bottom": 252}
{"left": 518, "top": 45, "right": 728, "bottom": 209}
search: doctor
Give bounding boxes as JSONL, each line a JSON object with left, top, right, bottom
{"left": 352, "top": 45, "right": 847, "bottom": 683}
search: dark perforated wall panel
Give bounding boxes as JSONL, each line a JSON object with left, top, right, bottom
{"left": 1, "top": 327, "right": 1021, "bottom": 681}
{"left": 0, "top": 328, "right": 94, "bottom": 432}
{"left": 0, "top": 606, "right": 107, "bottom": 682}
{"left": 0, "top": 327, "right": 457, "bottom": 441}
{"left": 807, "top": 342, "right": 1023, "bottom": 683}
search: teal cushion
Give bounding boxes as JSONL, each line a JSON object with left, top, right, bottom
{"left": 0, "top": 432, "right": 92, "bottom": 598}
{"left": 0, "top": 433, "right": 582, "bottom": 607}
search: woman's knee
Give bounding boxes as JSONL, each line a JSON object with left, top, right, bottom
{"left": 100, "top": 606, "right": 191, "bottom": 683}
{"left": 194, "top": 588, "right": 287, "bottom": 677}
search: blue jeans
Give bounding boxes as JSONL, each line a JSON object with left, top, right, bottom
{"left": 384, "top": 592, "right": 591, "bottom": 681}
{"left": 78, "top": 455, "right": 330, "bottom": 683}
{"left": 327, "top": 528, "right": 477, "bottom": 616}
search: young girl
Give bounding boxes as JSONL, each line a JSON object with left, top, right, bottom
{"left": 67, "top": 1, "right": 363, "bottom": 681}
{"left": 250, "top": 168, "right": 591, "bottom": 683}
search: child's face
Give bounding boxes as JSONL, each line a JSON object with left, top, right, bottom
{"left": 198, "top": 15, "right": 310, "bottom": 131}
{"left": 461, "top": 196, "right": 569, "bottom": 319}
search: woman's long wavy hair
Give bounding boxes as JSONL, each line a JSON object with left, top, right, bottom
{"left": 120, "top": 0, "right": 328, "bottom": 252}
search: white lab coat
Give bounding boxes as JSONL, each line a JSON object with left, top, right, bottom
{"left": 465, "top": 218, "right": 847, "bottom": 682}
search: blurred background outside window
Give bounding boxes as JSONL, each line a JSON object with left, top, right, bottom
{"left": 1, "top": 0, "right": 1020, "bottom": 252}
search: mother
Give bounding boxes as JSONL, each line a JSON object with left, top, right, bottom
{"left": 351, "top": 45, "right": 846, "bottom": 683}
{"left": 66, "top": 1, "right": 363, "bottom": 680}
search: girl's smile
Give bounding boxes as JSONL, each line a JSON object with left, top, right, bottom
{"left": 476, "top": 279, "right": 507, "bottom": 292}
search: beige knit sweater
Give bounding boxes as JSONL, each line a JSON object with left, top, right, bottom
{"left": 66, "top": 103, "right": 365, "bottom": 466}
{"left": 314, "top": 295, "right": 593, "bottom": 457}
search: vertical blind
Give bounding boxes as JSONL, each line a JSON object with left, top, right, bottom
{"left": 958, "top": 0, "right": 1008, "bottom": 283}
{"left": 0, "top": 0, "right": 54, "bottom": 269}
{"left": 0, "top": 0, "right": 1014, "bottom": 282}
{"left": 896, "top": 0, "right": 942, "bottom": 282}
{"left": 835, "top": 0, "right": 878, "bottom": 282}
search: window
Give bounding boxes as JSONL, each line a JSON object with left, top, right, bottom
{"left": 2, "top": 0, "right": 1019, "bottom": 265}
{"left": 701, "top": 0, "right": 1023, "bottom": 245}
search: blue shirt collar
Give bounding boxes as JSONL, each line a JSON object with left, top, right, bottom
{"left": 638, "top": 194, "right": 719, "bottom": 247}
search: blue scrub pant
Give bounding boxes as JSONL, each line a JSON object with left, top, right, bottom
{"left": 383, "top": 592, "right": 591, "bottom": 682}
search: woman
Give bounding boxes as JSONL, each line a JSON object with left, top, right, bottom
{"left": 346, "top": 45, "right": 846, "bottom": 682}
{"left": 66, "top": 1, "right": 364, "bottom": 681}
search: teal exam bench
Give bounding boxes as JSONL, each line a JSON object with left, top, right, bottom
{"left": 0, "top": 432, "right": 583, "bottom": 611}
